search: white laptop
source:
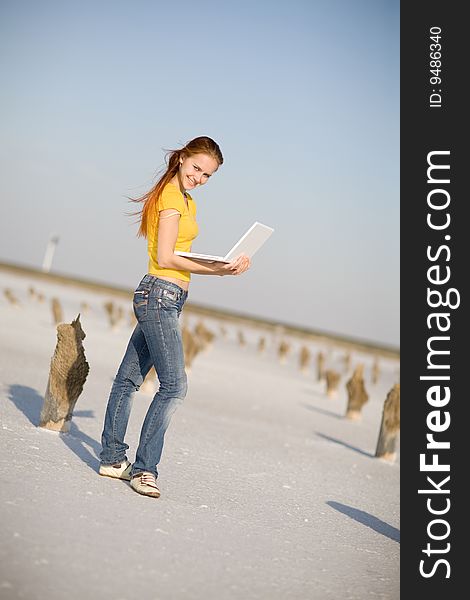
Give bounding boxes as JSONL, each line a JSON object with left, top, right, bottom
{"left": 175, "top": 221, "right": 274, "bottom": 263}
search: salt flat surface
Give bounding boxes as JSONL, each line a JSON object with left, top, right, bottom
{"left": 0, "top": 270, "right": 400, "bottom": 600}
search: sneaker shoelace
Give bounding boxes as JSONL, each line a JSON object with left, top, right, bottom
{"left": 140, "top": 473, "right": 158, "bottom": 489}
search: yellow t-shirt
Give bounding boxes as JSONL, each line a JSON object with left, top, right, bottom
{"left": 147, "top": 183, "right": 199, "bottom": 282}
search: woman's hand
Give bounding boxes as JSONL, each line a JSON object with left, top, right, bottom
{"left": 216, "top": 254, "right": 251, "bottom": 276}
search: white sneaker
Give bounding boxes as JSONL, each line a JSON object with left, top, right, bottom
{"left": 99, "top": 460, "right": 132, "bottom": 481}
{"left": 130, "top": 472, "right": 160, "bottom": 498}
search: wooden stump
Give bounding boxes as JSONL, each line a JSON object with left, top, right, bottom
{"left": 129, "top": 309, "right": 137, "bottom": 327}
{"left": 194, "top": 320, "right": 215, "bottom": 352}
{"left": 278, "top": 340, "right": 290, "bottom": 364}
{"left": 371, "top": 356, "right": 380, "bottom": 384}
{"left": 325, "top": 370, "right": 341, "bottom": 398}
{"left": 140, "top": 367, "right": 157, "bottom": 395}
{"left": 4, "top": 288, "right": 20, "bottom": 306}
{"left": 375, "top": 384, "right": 400, "bottom": 462}
{"left": 182, "top": 325, "right": 202, "bottom": 371}
{"left": 40, "top": 314, "right": 90, "bottom": 432}
{"left": 116, "top": 305, "right": 124, "bottom": 323}
{"left": 317, "top": 351, "right": 325, "bottom": 381}
{"left": 299, "top": 345, "right": 311, "bottom": 374}
{"left": 104, "top": 300, "right": 123, "bottom": 330}
{"left": 345, "top": 364, "right": 369, "bottom": 420}
{"left": 51, "top": 297, "right": 63, "bottom": 325}
{"left": 103, "top": 300, "right": 115, "bottom": 325}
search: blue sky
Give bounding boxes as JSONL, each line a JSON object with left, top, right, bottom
{"left": 0, "top": 0, "right": 400, "bottom": 347}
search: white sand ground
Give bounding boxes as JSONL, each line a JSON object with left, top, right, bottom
{"left": 0, "top": 270, "right": 400, "bottom": 600}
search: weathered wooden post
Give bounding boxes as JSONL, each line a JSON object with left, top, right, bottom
{"left": 182, "top": 325, "right": 202, "bottom": 371}
{"left": 140, "top": 367, "right": 157, "bottom": 395}
{"left": 237, "top": 330, "right": 246, "bottom": 347}
{"left": 39, "top": 315, "right": 90, "bottom": 432}
{"left": 299, "top": 345, "right": 311, "bottom": 374}
{"left": 278, "top": 340, "right": 290, "bottom": 364}
{"left": 345, "top": 364, "right": 369, "bottom": 420}
{"left": 375, "top": 383, "right": 400, "bottom": 462}
{"left": 195, "top": 320, "right": 215, "bottom": 352}
{"left": 4, "top": 288, "right": 20, "bottom": 306}
{"left": 129, "top": 308, "right": 137, "bottom": 327}
{"left": 194, "top": 321, "right": 207, "bottom": 352}
{"left": 103, "top": 300, "right": 122, "bottom": 330}
{"left": 103, "top": 300, "right": 114, "bottom": 325}
{"left": 51, "top": 297, "right": 63, "bottom": 325}
{"left": 317, "top": 351, "right": 326, "bottom": 381}
{"left": 371, "top": 356, "right": 380, "bottom": 384}
{"left": 116, "top": 305, "right": 124, "bottom": 325}
{"left": 325, "top": 369, "right": 341, "bottom": 398}
{"left": 257, "top": 336, "right": 266, "bottom": 355}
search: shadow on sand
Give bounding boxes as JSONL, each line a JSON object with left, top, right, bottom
{"left": 315, "top": 432, "right": 374, "bottom": 458}
{"left": 7, "top": 384, "right": 42, "bottom": 426}
{"left": 301, "top": 401, "right": 343, "bottom": 420}
{"left": 7, "top": 384, "right": 101, "bottom": 473}
{"left": 327, "top": 500, "right": 400, "bottom": 543}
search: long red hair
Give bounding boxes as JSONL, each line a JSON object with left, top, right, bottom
{"left": 130, "top": 136, "right": 224, "bottom": 238}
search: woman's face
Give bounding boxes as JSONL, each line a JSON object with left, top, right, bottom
{"left": 179, "top": 153, "right": 219, "bottom": 190}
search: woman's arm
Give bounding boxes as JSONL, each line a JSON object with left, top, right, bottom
{"left": 157, "top": 210, "right": 250, "bottom": 276}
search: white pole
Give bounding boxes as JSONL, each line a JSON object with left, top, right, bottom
{"left": 42, "top": 235, "right": 60, "bottom": 272}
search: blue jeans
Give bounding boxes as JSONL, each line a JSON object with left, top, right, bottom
{"left": 100, "top": 275, "right": 188, "bottom": 478}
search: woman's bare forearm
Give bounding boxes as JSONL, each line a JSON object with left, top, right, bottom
{"left": 158, "top": 254, "right": 226, "bottom": 275}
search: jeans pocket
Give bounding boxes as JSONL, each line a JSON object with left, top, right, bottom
{"left": 133, "top": 288, "right": 149, "bottom": 319}
{"left": 158, "top": 288, "right": 180, "bottom": 310}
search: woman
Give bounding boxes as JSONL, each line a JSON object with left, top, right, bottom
{"left": 99, "top": 136, "right": 250, "bottom": 498}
